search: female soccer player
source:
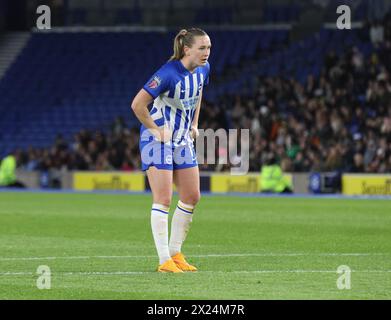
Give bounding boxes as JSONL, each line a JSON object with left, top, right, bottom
{"left": 131, "top": 28, "right": 211, "bottom": 273}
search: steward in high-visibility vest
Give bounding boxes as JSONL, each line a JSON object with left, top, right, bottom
{"left": 260, "top": 161, "right": 293, "bottom": 193}
{"left": 0, "top": 155, "right": 17, "bottom": 186}
{"left": 0, "top": 153, "right": 25, "bottom": 188}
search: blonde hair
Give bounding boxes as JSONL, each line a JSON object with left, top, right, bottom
{"left": 169, "top": 28, "right": 208, "bottom": 61}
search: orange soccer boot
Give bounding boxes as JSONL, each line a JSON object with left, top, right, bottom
{"left": 157, "top": 258, "right": 184, "bottom": 273}
{"left": 171, "top": 253, "right": 198, "bottom": 272}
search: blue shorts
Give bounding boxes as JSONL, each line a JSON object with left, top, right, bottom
{"left": 139, "top": 126, "right": 198, "bottom": 171}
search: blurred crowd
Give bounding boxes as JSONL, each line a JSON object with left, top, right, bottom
{"left": 208, "top": 57, "right": 391, "bottom": 173}
{"left": 16, "top": 118, "right": 142, "bottom": 172}
{"left": 198, "top": 19, "right": 391, "bottom": 173}
{"left": 12, "top": 22, "right": 391, "bottom": 174}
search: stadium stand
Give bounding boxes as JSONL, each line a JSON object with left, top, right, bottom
{"left": 0, "top": 2, "right": 390, "bottom": 175}
{"left": 0, "top": 29, "right": 288, "bottom": 154}
{"left": 261, "top": 4, "right": 301, "bottom": 23}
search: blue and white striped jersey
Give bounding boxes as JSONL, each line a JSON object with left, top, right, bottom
{"left": 142, "top": 60, "right": 210, "bottom": 146}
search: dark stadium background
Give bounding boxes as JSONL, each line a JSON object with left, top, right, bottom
{"left": 0, "top": 0, "right": 390, "bottom": 195}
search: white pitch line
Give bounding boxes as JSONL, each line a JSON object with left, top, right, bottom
{"left": 0, "top": 252, "right": 388, "bottom": 262}
{"left": 1, "top": 270, "right": 391, "bottom": 277}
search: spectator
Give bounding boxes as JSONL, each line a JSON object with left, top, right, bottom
{"left": 260, "top": 154, "right": 293, "bottom": 193}
{"left": 0, "top": 151, "right": 25, "bottom": 188}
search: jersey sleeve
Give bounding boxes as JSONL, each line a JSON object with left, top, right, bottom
{"left": 143, "top": 65, "right": 170, "bottom": 99}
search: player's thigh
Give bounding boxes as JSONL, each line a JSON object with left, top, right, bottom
{"left": 173, "top": 166, "right": 201, "bottom": 205}
{"left": 146, "top": 166, "right": 173, "bottom": 206}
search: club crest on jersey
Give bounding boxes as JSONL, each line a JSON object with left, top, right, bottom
{"left": 148, "top": 76, "right": 161, "bottom": 89}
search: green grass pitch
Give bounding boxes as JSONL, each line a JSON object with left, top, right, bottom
{"left": 0, "top": 191, "right": 390, "bottom": 299}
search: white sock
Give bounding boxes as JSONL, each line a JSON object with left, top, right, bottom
{"left": 169, "top": 200, "right": 194, "bottom": 257}
{"left": 151, "top": 203, "right": 171, "bottom": 265}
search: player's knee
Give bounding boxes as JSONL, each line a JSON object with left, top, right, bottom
{"left": 155, "top": 195, "right": 172, "bottom": 207}
{"left": 185, "top": 191, "right": 201, "bottom": 206}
